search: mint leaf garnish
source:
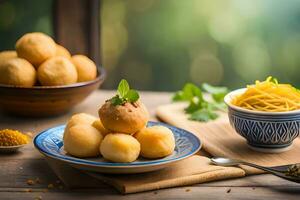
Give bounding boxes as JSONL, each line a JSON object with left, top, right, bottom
{"left": 118, "top": 79, "right": 130, "bottom": 98}
{"left": 110, "top": 79, "right": 140, "bottom": 106}
{"left": 111, "top": 95, "right": 125, "bottom": 106}
{"left": 124, "top": 89, "right": 139, "bottom": 102}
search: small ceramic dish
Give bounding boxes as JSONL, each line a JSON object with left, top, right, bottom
{"left": 0, "top": 67, "right": 106, "bottom": 117}
{"left": 34, "top": 121, "right": 201, "bottom": 174}
{"left": 224, "top": 88, "right": 300, "bottom": 153}
{"left": 0, "top": 144, "right": 28, "bottom": 153}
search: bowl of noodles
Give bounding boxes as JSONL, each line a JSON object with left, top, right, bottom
{"left": 224, "top": 77, "right": 300, "bottom": 153}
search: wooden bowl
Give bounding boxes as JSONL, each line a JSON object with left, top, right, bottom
{"left": 0, "top": 68, "right": 106, "bottom": 117}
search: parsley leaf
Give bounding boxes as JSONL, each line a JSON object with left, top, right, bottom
{"left": 185, "top": 97, "right": 206, "bottom": 114}
{"left": 172, "top": 82, "right": 229, "bottom": 122}
{"left": 189, "top": 109, "right": 218, "bottom": 122}
{"left": 202, "top": 83, "right": 229, "bottom": 103}
{"left": 173, "top": 83, "right": 203, "bottom": 102}
{"left": 110, "top": 79, "right": 140, "bottom": 106}
{"left": 209, "top": 102, "right": 227, "bottom": 111}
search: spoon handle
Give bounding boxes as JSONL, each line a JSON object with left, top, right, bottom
{"left": 240, "top": 161, "right": 284, "bottom": 174}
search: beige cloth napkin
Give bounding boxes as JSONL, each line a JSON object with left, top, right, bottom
{"left": 46, "top": 155, "right": 245, "bottom": 194}
{"left": 156, "top": 103, "right": 300, "bottom": 174}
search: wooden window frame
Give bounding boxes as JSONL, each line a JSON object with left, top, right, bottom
{"left": 53, "top": 0, "right": 101, "bottom": 66}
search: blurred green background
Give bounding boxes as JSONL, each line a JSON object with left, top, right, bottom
{"left": 1, "top": 0, "right": 300, "bottom": 91}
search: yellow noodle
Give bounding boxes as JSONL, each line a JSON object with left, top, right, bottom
{"left": 232, "top": 77, "right": 300, "bottom": 112}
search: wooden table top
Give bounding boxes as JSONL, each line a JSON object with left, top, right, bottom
{"left": 0, "top": 90, "right": 299, "bottom": 200}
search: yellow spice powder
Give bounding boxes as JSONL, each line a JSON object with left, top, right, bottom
{"left": 0, "top": 129, "right": 29, "bottom": 146}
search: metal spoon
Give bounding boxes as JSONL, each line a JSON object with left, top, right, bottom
{"left": 211, "top": 157, "right": 300, "bottom": 183}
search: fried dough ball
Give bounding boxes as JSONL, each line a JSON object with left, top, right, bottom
{"left": 65, "top": 113, "right": 97, "bottom": 130}
{"left": 56, "top": 44, "right": 71, "bottom": 58}
{"left": 99, "top": 101, "right": 149, "bottom": 134}
{"left": 135, "top": 126, "right": 175, "bottom": 159}
{"left": 0, "top": 51, "right": 17, "bottom": 66}
{"left": 64, "top": 113, "right": 97, "bottom": 140}
{"left": 0, "top": 58, "right": 36, "bottom": 86}
{"left": 71, "top": 55, "right": 97, "bottom": 82}
{"left": 63, "top": 124, "right": 103, "bottom": 158}
{"left": 92, "top": 119, "right": 110, "bottom": 136}
{"left": 37, "top": 56, "right": 77, "bottom": 86}
{"left": 16, "top": 32, "right": 56, "bottom": 66}
{"left": 100, "top": 133, "right": 140, "bottom": 162}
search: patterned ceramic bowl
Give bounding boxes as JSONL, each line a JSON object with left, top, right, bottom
{"left": 224, "top": 88, "right": 300, "bottom": 153}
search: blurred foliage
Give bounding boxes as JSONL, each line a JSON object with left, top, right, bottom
{"left": 1, "top": 0, "right": 300, "bottom": 91}
{"left": 102, "top": 0, "right": 300, "bottom": 91}
{"left": 0, "top": 0, "right": 53, "bottom": 50}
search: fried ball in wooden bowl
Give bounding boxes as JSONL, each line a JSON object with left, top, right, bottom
{"left": 99, "top": 100, "right": 149, "bottom": 134}
{"left": 38, "top": 56, "right": 78, "bottom": 86}
{"left": 63, "top": 124, "right": 103, "bottom": 158}
{"left": 0, "top": 51, "right": 17, "bottom": 66}
{"left": 0, "top": 31, "right": 106, "bottom": 117}
{"left": 71, "top": 55, "right": 97, "bottom": 82}
{"left": 16, "top": 32, "right": 56, "bottom": 66}
{"left": 56, "top": 44, "right": 71, "bottom": 59}
{"left": 0, "top": 58, "right": 36, "bottom": 87}
{"left": 0, "top": 67, "right": 105, "bottom": 117}
{"left": 100, "top": 133, "right": 140, "bottom": 163}
{"left": 135, "top": 126, "right": 175, "bottom": 159}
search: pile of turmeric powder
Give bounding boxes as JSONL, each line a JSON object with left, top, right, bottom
{"left": 0, "top": 129, "right": 29, "bottom": 146}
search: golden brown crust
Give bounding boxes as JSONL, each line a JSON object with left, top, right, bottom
{"left": 65, "top": 113, "right": 97, "bottom": 130}
{"left": 37, "top": 56, "right": 78, "bottom": 86}
{"left": 92, "top": 119, "right": 110, "bottom": 136}
{"left": 56, "top": 44, "right": 71, "bottom": 59}
{"left": 16, "top": 32, "right": 56, "bottom": 66}
{"left": 99, "top": 100, "right": 149, "bottom": 134}
{"left": 71, "top": 55, "right": 97, "bottom": 82}
{"left": 0, "top": 58, "right": 36, "bottom": 86}
{"left": 63, "top": 113, "right": 98, "bottom": 141}
{"left": 0, "top": 51, "right": 17, "bottom": 66}
{"left": 63, "top": 124, "right": 103, "bottom": 158}
{"left": 135, "top": 126, "right": 175, "bottom": 159}
{"left": 100, "top": 133, "right": 140, "bottom": 162}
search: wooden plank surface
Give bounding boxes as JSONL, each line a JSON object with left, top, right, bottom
{"left": 0, "top": 90, "right": 299, "bottom": 199}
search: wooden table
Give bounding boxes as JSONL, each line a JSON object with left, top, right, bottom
{"left": 0, "top": 90, "right": 299, "bottom": 200}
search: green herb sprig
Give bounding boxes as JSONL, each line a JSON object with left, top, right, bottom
{"left": 172, "top": 83, "right": 229, "bottom": 122}
{"left": 110, "top": 79, "right": 140, "bottom": 106}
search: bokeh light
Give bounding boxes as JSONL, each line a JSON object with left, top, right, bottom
{"left": 190, "top": 53, "right": 224, "bottom": 85}
{"left": 101, "top": 0, "right": 128, "bottom": 70}
{"left": 233, "top": 37, "right": 271, "bottom": 81}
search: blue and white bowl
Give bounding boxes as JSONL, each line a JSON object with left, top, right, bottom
{"left": 224, "top": 88, "right": 300, "bottom": 153}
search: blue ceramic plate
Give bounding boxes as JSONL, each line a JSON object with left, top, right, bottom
{"left": 34, "top": 121, "right": 201, "bottom": 174}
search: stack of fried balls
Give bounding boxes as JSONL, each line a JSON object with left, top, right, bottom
{"left": 0, "top": 32, "right": 98, "bottom": 87}
{"left": 63, "top": 101, "right": 176, "bottom": 163}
